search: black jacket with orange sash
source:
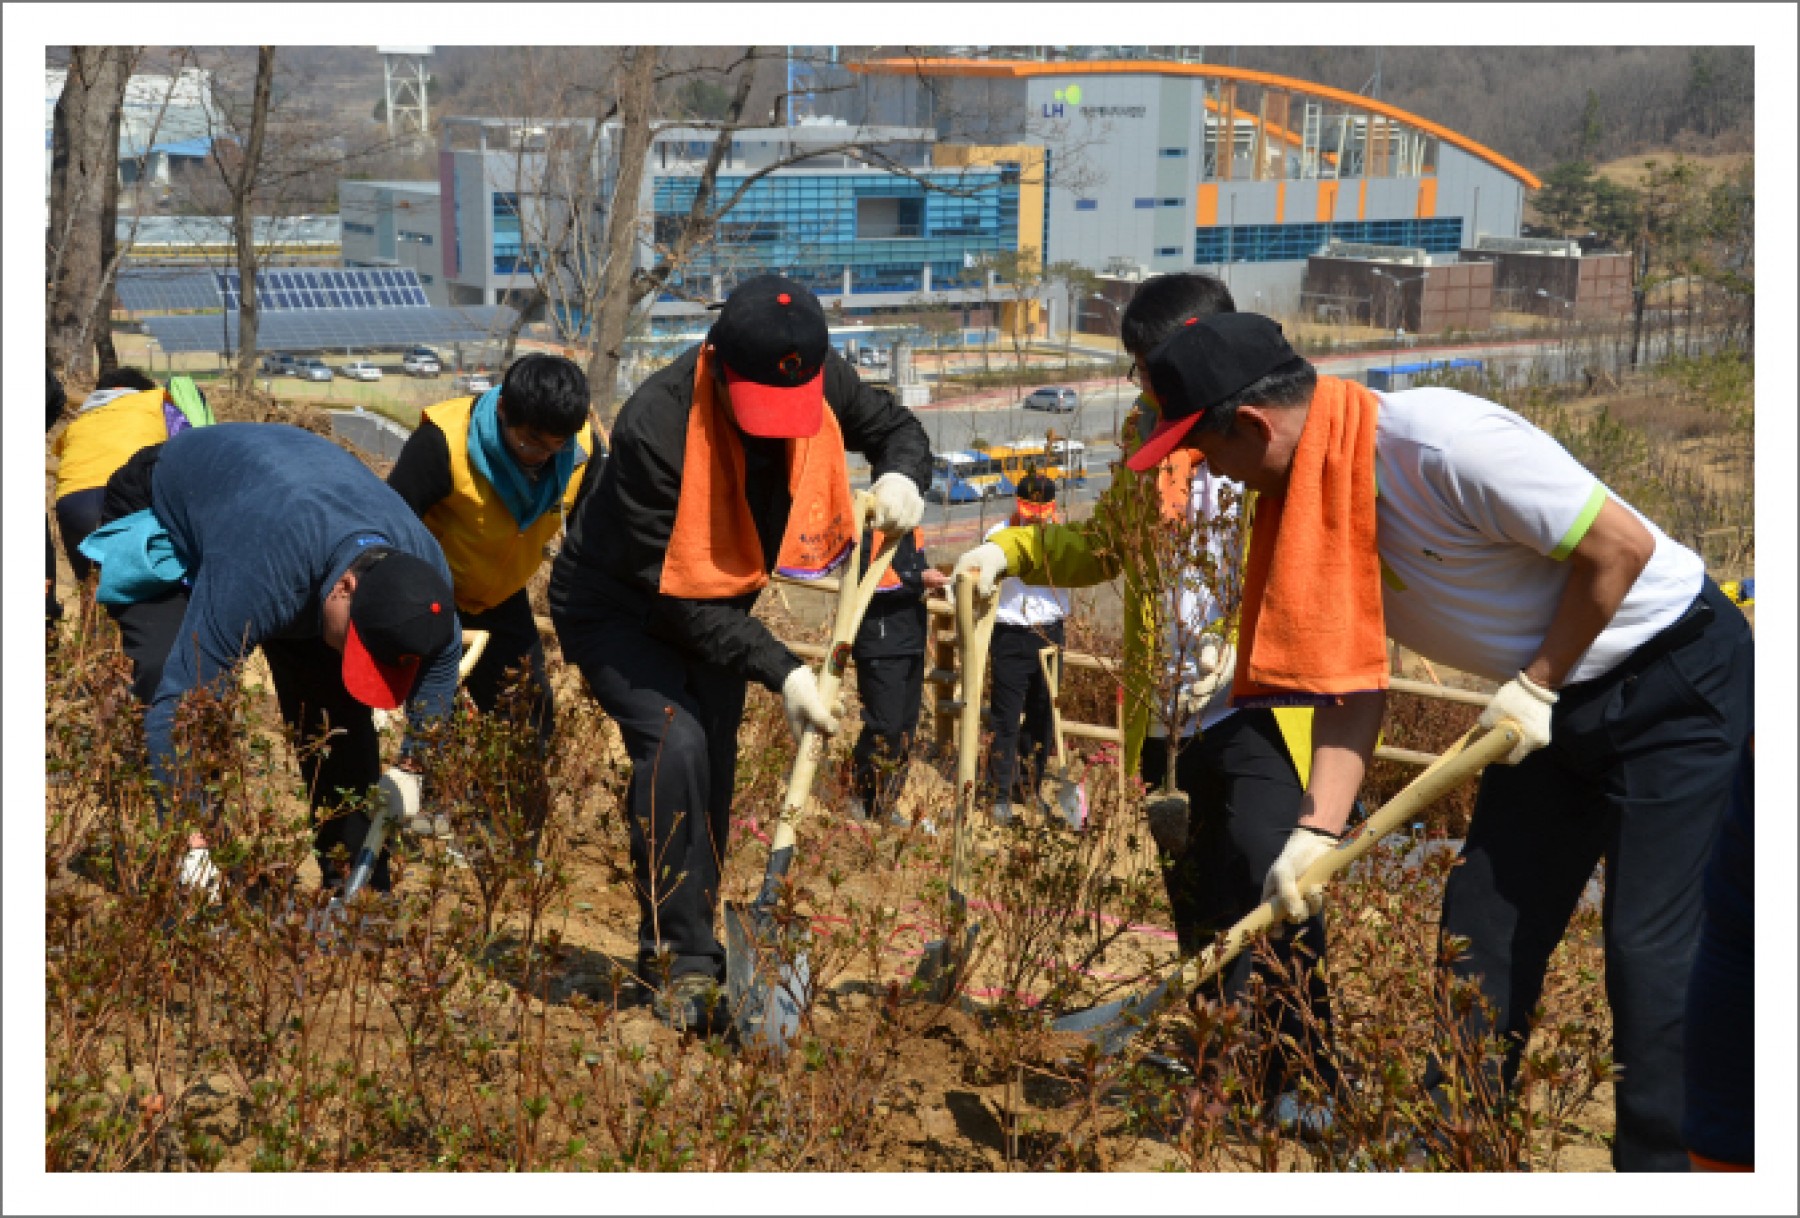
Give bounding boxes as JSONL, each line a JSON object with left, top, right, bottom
{"left": 854, "top": 527, "right": 930, "bottom": 661}
{"left": 550, "top": 344, "right": 933, "bottom": 691}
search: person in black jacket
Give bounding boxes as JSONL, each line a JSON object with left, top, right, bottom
{"left": 548, "top": 275, "right": 931, "bottom": 1032}
{"left": 849, "top": 527, "right": 947, "bottom": 824}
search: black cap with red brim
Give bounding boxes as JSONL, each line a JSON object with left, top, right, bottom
{"left": 341, "top": 550, "right": 457, "bottom": 709}
{"left": 709, "top": 274, "right": 830, "bottom": 439}
{"left": 1124, "top": 313, "right": 1300, "bottom": 473}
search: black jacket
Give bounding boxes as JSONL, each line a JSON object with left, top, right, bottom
{"left": 550, "top": 345, "right": 933, "bottom": 690}
{"left": 853, "top": 528, "right": 931, "bottom": 661}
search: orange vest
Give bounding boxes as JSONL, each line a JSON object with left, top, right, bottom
{"left": 660, "top": 347, "right": 856, "bottom": 598}
{"left": 872, "top": 528, "right": 925, "bottom": 592}
{"left": 420, "top": 396, "right": 595, "bottom": 615}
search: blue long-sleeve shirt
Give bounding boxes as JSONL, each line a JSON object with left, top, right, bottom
{"left": 142, "top": 424, "right": 461, "bottom": 790}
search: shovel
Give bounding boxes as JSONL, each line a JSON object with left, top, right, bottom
{"left": 336, "top": 628, "right": 490, "bottom": 908}
{"left": 912, "top": 569, "right": 998, "bottom": 1002}
{"left": 1038, "top": 646, "right": 1088, "bottom": 830}
{"left": 724, "top": 495, "right": 899, "bottom": 1050}
{"left": 1051, "top": 718, "right": 1522, "bottom": 1056}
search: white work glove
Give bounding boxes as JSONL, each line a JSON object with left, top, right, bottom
{"left": 955, "top": 542, "right": 1011, "bottom": 596}
{"left": 379, "top": 767, "right": 445, "bottom": 836}
{"left": 1479, "top": 671, "right": 1558, "bottom": 764}
{"left": 1176, "top": 635, "right": 1237, "bottom": 719}
{"left": 1262, "top": 827, "right": 1340, "bottom": 922}
{"left": 178, "top": 833, "right": 222, "bottom": 901}
{"left": 869, "top": 472, "right": 925, "bottom": 533}
{"left": 781, "top": 665, "right": 840, "bottom": 743}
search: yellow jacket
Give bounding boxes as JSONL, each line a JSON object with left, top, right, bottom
{"left": 988, "top": 446, "right": 1312, "bottom": 783}
{"left": 53, "top": 389, "right": 172, "bottom": 499}
{"left": 420, "top": 396, "right": 596, "bottom": 615}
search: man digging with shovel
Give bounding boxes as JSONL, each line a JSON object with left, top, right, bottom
{"left": 549, "top": 275, "right": 931, "bottom": 1036}
{"left": 956, "top": 274, "right": 1332, "bottom": 1133}
{"left": 1130, "top": 312, "right": 1752, "bottom": 1172}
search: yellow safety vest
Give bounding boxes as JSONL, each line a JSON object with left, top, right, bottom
{"left": 53, "top": 389, "right": 172, "bottom": 498}
{"left": 420, "top": 396, "right": 595, "bottom": 615}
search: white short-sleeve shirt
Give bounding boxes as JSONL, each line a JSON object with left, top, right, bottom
{"left": 1372, "top": 387, "right": 1703, "bottom": 685}
{"left": 986, "top": 521, "right": 1072, "bottom": 628}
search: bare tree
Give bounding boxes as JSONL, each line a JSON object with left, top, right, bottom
{"left": 47, "top": 47, "right": 135, "bottom": 377}
{"left": 229, "top": 48, "right": 276, "bottom": 390}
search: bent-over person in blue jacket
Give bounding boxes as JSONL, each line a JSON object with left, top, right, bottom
{"left": 89, "top": 423, "right": 461, "bottom": 898}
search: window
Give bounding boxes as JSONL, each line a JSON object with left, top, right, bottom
{"left": 1134, "top": 198, "right": 1155, "bottom": 209}
{"left": 1192, "top": 217, "right": 1464, "bottom": 264}
{"left": 398, "top": 230, "right": 433, "bottom": 246}
{"left": 1156, "top": 247, "right": 1182, "bottom": 257}
{"left": 1074, "top": 199, "right": 1098, "bottom": 212}
{"left": 342, "top": 220, "right": 375, "bottom": 236}
{"left": 1159, "top": 147, "right": 1188, "bottom": 158}
{"left": 1159, "top": 197, "right": 1183, "bottom": 208}
{"left": 855, "top": 195, "right": 924, "bottom": 239}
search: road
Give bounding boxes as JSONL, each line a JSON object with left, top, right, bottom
{"left": 337, "top": 329, "right": 1684, "bottom": 552}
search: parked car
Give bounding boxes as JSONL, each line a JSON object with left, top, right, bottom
{"left": 340, "top": 360, "right": 383, "bottom": 382}
{"left": 261, "top": 353, "right": 297, "bottom": 376}
{"left": 294, "top": 358, "right": 333, "bottom": 383}
{"left": 1023, "top": 386, "right": 1079, "bottom": 413}
{"left": 402, "top": 348, "right": 442, "bottom": 376}
{"left": 452, "top": 371, "right": 494, "bottom": 394}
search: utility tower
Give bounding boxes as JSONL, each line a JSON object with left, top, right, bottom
{"left": 378, "top": 46, "right": 433, "bottom": 140}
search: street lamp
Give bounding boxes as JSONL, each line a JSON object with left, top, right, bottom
{"left": 1537, "top": 288, "right": 1575, "bottom": 379}
{"left": 1371, "top": 268, "right": 1429, "bottom": 384}
{"left": 1089, "top": 292, "right": 1126, "bottom": 443}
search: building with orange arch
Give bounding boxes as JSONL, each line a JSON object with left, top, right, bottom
{"left": 849, "top": 53, "right": 1542, "bottom": 316}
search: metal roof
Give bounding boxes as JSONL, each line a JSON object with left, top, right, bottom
{"left": 853, "top": 58, "right": 1543, "bottom": 190}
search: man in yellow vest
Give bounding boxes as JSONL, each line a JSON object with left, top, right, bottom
{"left": 388, "top": 352, "right": 600, "bottom": 829}
{"left": 52, "top": 367, "right": 210, "bottom": 592}
{"left": 549, "top": 275, "right": 931, "bottom": 1033}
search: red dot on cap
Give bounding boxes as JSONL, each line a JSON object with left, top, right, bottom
{"left": 777, "top": 293, "right": 791, "bottom": 305}
{"left": 431, "top": 602, "right": 441, "bottom": 613}
{"left": 1183, "top": 317, "right": 1198, "bottom": 325}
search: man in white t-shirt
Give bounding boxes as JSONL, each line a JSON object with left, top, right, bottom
{"left": 1129, "top": 313, "right": 1754, "bottom": 1172}
{"left": 983, "top": 489, "right": 1072, "bottom": 824}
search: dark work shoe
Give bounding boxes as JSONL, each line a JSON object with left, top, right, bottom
{"left": 653, "top": 973, "right": 728, "bottom": 1037}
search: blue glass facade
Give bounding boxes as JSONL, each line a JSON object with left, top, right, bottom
{"left": 652, "top": 170, "right": 1019, "bottom": 297}
{"left": 1194, "top": 217, "right": 1465, "bottom": 264}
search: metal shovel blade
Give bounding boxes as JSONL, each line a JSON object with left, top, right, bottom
{"left": 1049, "top": 721, "right": 1522, "bottom": 1059}
{"left": 723, "top": 901, "right": 809, "bottom": 1051}
{"left": 1050, "top": 975, "right": 1179, "bottom": 1058}
{"left": 1047, "top": 772, "right": 1088, "bottom": 831}
{"left": 911, "top": 892, "right": 982, "bottom": 1003}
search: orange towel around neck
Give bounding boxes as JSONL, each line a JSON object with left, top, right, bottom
{"left": 1230, "top": 374, "right": 1387, "bottom": 707}
{"left": 659, "top": 346, "right": 856, "bottom": 599}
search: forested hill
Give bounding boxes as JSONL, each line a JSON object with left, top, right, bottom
{"left": 1208, "top": 46, "right": 1753, "bottom": 173}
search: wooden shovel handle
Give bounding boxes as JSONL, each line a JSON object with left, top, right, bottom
{"left": 1177, "top": 719, "right": 1522, "bottom": 991}
{"left": 772, "top": 492, "right": 899, "bottom": 846}
{"left": 457, "top": 629, "right": 491, "bottom": 683}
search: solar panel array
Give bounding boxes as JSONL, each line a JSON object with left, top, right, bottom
{"left": 216, "top": 267, "right": 430, "bottom": 311}
{"left": 114, "top": 268, "right": 227, "bottom": 313}
{"left": 142, "top": 307, "right": 518, "bottom": 354}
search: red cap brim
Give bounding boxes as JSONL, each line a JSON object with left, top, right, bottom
{"left": 724, "top": 366, "right": 825, "bottom": 439}
{"left": 1123, "top": 410, "right": 1207, "bottom": 473}
{"left": 342, "top": 621, "right": 422, "bottom": 710}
